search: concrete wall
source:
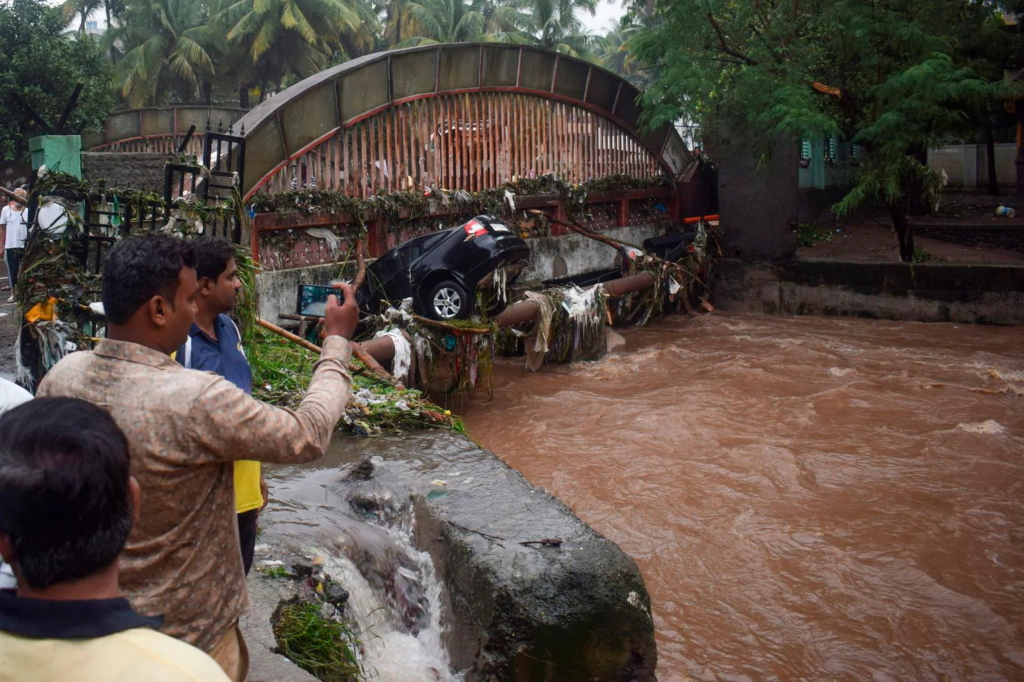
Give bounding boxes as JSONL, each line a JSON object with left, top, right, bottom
{"left": 347, "top": 432, "right": 658, "bottom": 681}
{"left": 714, "top": 258, "right": 1024, "bottom": 325}
{"left": 717, "top": 139, "right": 800, "bottom": 261}
{"left": 519, "top": 224, "right": 666, "bottom": 282}
{"left": 81, "top": 153, "right": 168, "bottom": 194}
{"left": 256, "top": 263, "right": 344, "bottom": 322}
{"left": 928, "top": 143, "right": 1018, "bottom": 189}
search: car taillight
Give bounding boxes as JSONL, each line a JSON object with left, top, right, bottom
{"left": 463, "top": 219, "right": 487, "bottom": 238}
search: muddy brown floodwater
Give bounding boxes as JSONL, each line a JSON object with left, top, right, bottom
{"left": 458, "top": 313, "right": 1024, "bottom": 682}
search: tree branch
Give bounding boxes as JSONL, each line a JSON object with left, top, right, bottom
{"left": 707, "top": 12, "right": 758, "bottom": 66}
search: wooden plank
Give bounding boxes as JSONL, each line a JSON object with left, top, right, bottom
{"left": 455, "top": 95, "right": 464, "bottom": 190}
{"left": 342, "top": 127, "right": 350, "bottom": 194}
{"left": 360, "top": 121, "right": 368, "bottom": 198}
{"left": 440, "top": 96, "right": 449, "bottom": 189}
{"left": 478, "top": 94, "right": 486, "bottom": 190}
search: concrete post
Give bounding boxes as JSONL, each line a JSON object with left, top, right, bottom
{"left": 29, "top": 135, "right": 83, "bottom": 178}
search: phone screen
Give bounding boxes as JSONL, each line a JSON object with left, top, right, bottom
{"left": 296, "top": 285, "right": 338, "bottom": 317}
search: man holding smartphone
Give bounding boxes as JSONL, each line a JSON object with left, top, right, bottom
{"left": 38, "top": 233, "right": 358, "bottom": 682}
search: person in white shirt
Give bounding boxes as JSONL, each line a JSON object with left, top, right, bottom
{"left": 1, "top": 188, "right": 28, "bottom": 303}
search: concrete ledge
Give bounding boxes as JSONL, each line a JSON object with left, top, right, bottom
{"left": 714, "top": 258, "right": 1024, "bottom": 325}
{"left": 240, "top": 572, "right": 319, "bottom": 682}
{"left": 343, "top": 433, "right": 658, "bottom": 681}
{"left": 520, "top": 224, "right": 666, "bottom": 282}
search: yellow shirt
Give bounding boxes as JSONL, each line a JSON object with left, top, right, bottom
{"left": 234, "top": 460, "right": 262, "bottom": 514}
{"left": 0, "top": 626, "right": 230, "bottom": 682}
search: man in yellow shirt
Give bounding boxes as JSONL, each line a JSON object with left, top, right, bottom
{"left": 175, "top": 238, "right": 265, "bottom": 574}
{"left": 0, "top": 397, "right": 229, "bottom": 682}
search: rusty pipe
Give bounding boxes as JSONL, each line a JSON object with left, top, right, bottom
{"left": 363, "top": 271, "right": 659, "bottom": 362}
{"left": 494, "top": 272, "right": 656, "bottom": 327}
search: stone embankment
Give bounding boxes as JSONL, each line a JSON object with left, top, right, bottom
{"left": 715, "top": 258, "right": 1024, "bottom": 325}
{"left": 245, "top": 431, "right": 658, "bottom": 681}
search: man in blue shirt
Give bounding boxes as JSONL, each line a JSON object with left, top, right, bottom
{"left": 175, "top": 237, "right": 266, "bottom": 575}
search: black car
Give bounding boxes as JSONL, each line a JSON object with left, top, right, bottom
{"left": 356, "top": 215, "right": 530, "bottom": 320}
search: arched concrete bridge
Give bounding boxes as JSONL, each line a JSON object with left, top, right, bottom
{"left": 236, "top": 44, "right": 695, "bottom": 200}
{"left": 84, "top": 106, "right": 247, "bottom": 155}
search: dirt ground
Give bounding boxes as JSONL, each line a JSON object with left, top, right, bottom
{"left": 796, "top": 190, "right": 1024, "bottom": 264}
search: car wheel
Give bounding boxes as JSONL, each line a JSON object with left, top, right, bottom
{"left": 428, "top": 280, "right": 468, "bottom": 320}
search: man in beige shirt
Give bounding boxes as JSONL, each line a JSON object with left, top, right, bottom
{"left": 38, "top": 234, "right": 358, "bottom": 682}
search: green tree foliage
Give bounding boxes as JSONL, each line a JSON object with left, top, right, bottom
{"left": 595, "top": 16, "right": 653, "bottom": 87}
{"left": 631, "top": 0, "right": 1023, "bottom": 261}
{"left": 106, "top": 0, "right": 221, "bottom": 106}
{"left": 395, "top": 0, "right": 528, "bottom": 45}
{"left": 214, "top": 0, "right": 377, "bottom": 99}
{"left": 526, "top": 0, "right": 595, "bottom": 55}
{"left": 0, "top": 0, "right": 116, "bottom": 160}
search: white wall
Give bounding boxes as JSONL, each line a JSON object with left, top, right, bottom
{"left": 928, "top": 143, "right": 1018, "bottom": 188}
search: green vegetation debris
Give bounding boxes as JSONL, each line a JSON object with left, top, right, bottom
{"left": 249, "top": 326, "right": 463, "bottom": 435}
{"left": 796, "top": 223, "right": 835, "bottom": 248}
{"left": 273, "top": 601, "right": 364, "bottom": 682}
{"left": 912, "top": 246, "right": 933, "bottom": 263}
{"left": 261, "top": 565, "right": 290, "bottom": 579}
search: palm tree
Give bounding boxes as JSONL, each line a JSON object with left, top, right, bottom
{"left": 107, "top": 0, "right": 220, "bottom": 106}
{"left": 525, "top": 0, "right": 595, "bottom": 56}
{"left": 396, "top": 0, "right": 529, "bottom": 46}
{"left": 596, "top": 18, "right": 650, "bottom": 88}
{"left": 394, "top": 0, "right": 486, "bottom": 45}
{"left": 216, "top": 0, "right": 372, "bottom": 80}
{"left": 61, "top": 0, "right": 102, "bottom": 33}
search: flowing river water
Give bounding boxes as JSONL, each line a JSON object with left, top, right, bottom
{"left": 458, "top": 313, "right": 1024, "bottom": 681}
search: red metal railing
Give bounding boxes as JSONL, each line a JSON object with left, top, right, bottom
{"left": 251, "top": 185, "right": 679, "bottom": 268}
{"left": 257, "top": 92, "right": 664, "bottom": 199}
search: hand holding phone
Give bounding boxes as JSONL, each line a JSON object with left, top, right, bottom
{"left": 322, "top": 281, "right": 358, "bottom": 340}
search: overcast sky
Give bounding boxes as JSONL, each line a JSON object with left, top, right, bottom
{"left": 579, "top": 0, "right": 625, "bottom": 34}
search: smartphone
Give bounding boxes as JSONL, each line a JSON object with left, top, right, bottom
{"left": 296, "top": 284, "right": 340, "bottom": 317}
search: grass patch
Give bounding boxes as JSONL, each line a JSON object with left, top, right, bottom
{"left": 796, "top": 223, "right": 835, "bottom": 248}
{"left": 912, "top": 246, "right": 933, "bottom": 263}
{"left": 261, "top": 565, "right": 290, "bottom": 579}
{"left": 273, "top": 601, "right": 364, "bottom": 682}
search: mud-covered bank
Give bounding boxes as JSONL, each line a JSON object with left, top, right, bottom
{"left": 250, "top": 431, "right": 658, "bottom": 681}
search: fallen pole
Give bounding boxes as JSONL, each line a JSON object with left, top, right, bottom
{"left": 0, "top": 186, "right": 27, "bottom": 206}
{"left": 256, "top": 317, "right": 399, "bottom": 385}
{"left": 363, "top": 271, "right": 659, "bottom": 363}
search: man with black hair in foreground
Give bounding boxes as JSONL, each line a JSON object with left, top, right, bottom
{"left": 0, "top": 398, "right": 229, "bottom": 681}
{"left": 38, "top": 233, "right": 359, "bottom": 681}
{"left": 174, "top": 237, "right": 265, "bottom": 575}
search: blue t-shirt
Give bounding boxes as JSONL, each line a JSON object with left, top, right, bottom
{"left": 175, "top": 314, "right": 252, "bottom": 394}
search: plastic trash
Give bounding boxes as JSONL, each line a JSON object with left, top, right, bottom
{"left": 996, "top": 206, "right": 1016, "bottom": 218}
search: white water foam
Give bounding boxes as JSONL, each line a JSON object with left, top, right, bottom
{"left": 316, "top": 521, "right": 457, "bottom": 682}
{"left": 956, "top": 420, "right": 1006, "bottom": 434}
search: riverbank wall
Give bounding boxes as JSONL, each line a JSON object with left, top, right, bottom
{"left": 244, "top": 432, "right": 658, "bottom": 681}
{"left": 713, "top": 258, "right": 1024, "bottom": 325}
